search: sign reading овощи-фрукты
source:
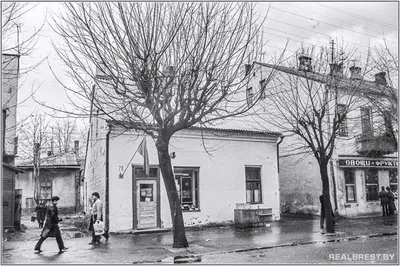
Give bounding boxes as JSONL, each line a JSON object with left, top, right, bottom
{"left": 338, "top": 158, "right": 398, "bottom": 168}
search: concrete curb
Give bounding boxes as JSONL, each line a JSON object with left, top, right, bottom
{"left": 133, "top": 231, "right": 398, "bottom": 264}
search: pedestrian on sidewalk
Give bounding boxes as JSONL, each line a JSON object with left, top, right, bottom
{"left": 89, "top": 192, "right": 109, "bottom": 244}
{"left": 35, "top": 200, "right": 47, "bottom": 228}
{"left": 386, "top": 186, "right": 396, "bottom": 216}
{"left": 34, "top": 196, "right": 69, "bottom": 253}
{"left": 319, "top": 194, "right": 336, "bottom": 232}
{"left": 378, "top": 186, "right": 389, "bottom": 216}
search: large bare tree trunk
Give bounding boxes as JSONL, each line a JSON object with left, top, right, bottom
{"left": 156, "top": 135, "right": 188, "bottom": 248}
{"left": 320, "top": 161, "right": 335, "bottom": 234}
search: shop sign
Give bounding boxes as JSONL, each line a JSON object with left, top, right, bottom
{"left": 339, "top": 159, "right": 398, "bottom": 168}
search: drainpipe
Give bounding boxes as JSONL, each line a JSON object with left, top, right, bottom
{"left": 277, "top": 135, "right": 285, "bottom": 218}
{"left": 330, "top": 160, "right": 338, "bottom": 213}
{"left": 105, "top": 124, "right": 111, "bottom": 231}
{"left": 277, "top": 135, "right": 285, "bottom": 173}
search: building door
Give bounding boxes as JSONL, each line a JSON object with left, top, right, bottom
{"left": 136, "top": 180, "right": 157, "bottom": 229}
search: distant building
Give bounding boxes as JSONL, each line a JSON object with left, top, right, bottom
{"left": 16, "top": 151, "right": 82, "bottom": 214}
{"left": 246, "top": 56, "right": 398, "bottom": 217}
{"left": 2, "top": 53, "right": 23, "bottom": 229}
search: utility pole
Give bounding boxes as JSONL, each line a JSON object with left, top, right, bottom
{"left": 330, "top": 39, "right": 335, "bottom": 64}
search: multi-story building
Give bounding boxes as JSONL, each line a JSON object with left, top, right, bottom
{"left": 246, "top": 56, "right": 398, "bottom": 217}
{"left": 2, "top": 53, "right": 23, "bottom": 229}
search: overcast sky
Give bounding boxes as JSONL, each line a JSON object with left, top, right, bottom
{"left": 7, "top": 2, "right": 399, "bottom": 125}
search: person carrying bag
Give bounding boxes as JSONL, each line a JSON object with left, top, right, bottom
{"left": 88, "top": 192, "right": 109, "bottom": 244}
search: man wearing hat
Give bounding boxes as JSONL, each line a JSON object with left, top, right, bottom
{"left": 34, "top": 196, "right": 69, "bottom": 253}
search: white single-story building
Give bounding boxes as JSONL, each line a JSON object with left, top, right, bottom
{"left": 84, "top": 119, "right": 282, "bottom": 232}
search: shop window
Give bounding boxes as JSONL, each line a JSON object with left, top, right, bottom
{"left": 246, "top": 167, "right": 262, "bottom": 204}
{"left": 344, "top": 169, "right": 356, "bottom": 202}
{"left": 389, "top": 169, "right": 398, "bottom": 199}
{"left": 174, "top": 167, "right": 199, "bottom": 211}
{"left": 365, "top": 169, "right": 379, "bottom": 201}
{"left": 337, "top": 104, "right": 348, "bottom": 137}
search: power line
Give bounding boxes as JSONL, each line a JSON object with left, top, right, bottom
{"left": 317, "top": 3, "right": 397, "bottom": 30}
{"left": 265, "top": 17, "right": 373, "bottom": 51}
{"left": 261, "top": 27, "right": 371, "bottom": 59}
{"left": 280, "top": 2, "right": 396, "bottom": 36}
{"left": 267, "top": 4, "right": 397, "bottom": 44}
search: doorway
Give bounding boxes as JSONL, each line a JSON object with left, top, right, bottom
{"left": 133, "top": 166, "right": 160, "bottom": 230}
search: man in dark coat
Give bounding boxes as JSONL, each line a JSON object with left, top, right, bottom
{"left": 378, "top": 186, "right": 389, "bottom": 216}
{"left": 35, "top": 200, "right": 47, "bottom": 228}
{"left": 34, "top": 196, "right": 69, "bottom": 253}
{"left": 386, "top": 186, "right": 397, "bottom": 216}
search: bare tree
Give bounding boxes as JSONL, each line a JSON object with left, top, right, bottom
{"left": 248, "top": 45, "right": 373, "bottom": 233}
{"left": 50, "top": 2, "right": 280, "bottom": 247}
{"left": 365, "top": 40, "right": 398, "bottom": 149}
{"left": 52, "top": 118, "right": 78, "bottom": 154}
{"left": 17, "top": 112, "right": 50, "bottom": 204}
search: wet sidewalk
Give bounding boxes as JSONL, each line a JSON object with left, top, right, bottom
{"left": 2, "top": 214, "right": 398, "bottom": 264}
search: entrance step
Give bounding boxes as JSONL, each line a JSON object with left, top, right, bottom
{"left": 132, "top": 228, "right": 170, "bottom": 235}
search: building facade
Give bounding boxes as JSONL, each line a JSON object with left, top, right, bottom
{"left": 2, "top": 54, "right": 22, "bottom": 229}
{"left": 16, "top": 152, "right": 82, "bottom": 213}
{"left": 246, "top": 57, "right": 398, "bottom": 217}
{"left": 84, "top": 117, "right": 282, "bottom": 232}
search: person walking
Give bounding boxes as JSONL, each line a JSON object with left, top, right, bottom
{"left": 35, "top": 200, "right": 47, "bottom": 228}
{"left": 89, "top": 192, "right": 109, "bottom": 244}
{"left": 386, "top": 186, "right": 396, "bottom": 216}
{"left": 378, "top": 186, "right": 389, "bottom": 216}
{"left": 34, "top": 196, "right": 69, "bottom": 253}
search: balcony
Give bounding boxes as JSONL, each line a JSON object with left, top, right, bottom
{"left": 356, "top": 133, "right": 398, "bottom": 156}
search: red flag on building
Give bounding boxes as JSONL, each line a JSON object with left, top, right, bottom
{"left": 137, "top": 137, "right": 149, "bottom": 175}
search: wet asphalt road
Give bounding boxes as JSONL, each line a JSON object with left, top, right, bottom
{"left": 201, "top": 236, "right": 398, "bottom": 264}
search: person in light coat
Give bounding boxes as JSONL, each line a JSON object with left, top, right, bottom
{"left": 88, "top": 192, "right": 109, "bottom": 244}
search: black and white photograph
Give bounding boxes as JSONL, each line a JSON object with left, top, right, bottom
{"left": 1, "top": 1, "right": 398, "bottom": 264}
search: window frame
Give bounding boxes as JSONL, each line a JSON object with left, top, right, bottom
{"left": 389, "top": 169, "right": 398, "bottom": 199}
{"left": 245, "top": 166, "right": 262, "bottom": 204}
{"left": 246, "top": 87, "right": 253, "bottom": 106}
{"left": 344, "top": 169, "right": 356, "bottom": 202}
{"left": 39, "top": 179, "right": 52, "bottom": 202}
{"left": 365, "top": 169, "right": 379, "bottom": 202}
{"left": 360, "top": 107, "right": 373, "bottom": 137}
{"left": 337, "top": 104, "right": 348, "bottom": 137}
{"left": 174, "top": 167, "right": 200, "bottom": 212}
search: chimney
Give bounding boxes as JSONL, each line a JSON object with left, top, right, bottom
{"left": 74, "top": 140, "right": 79, "bottom": 154}
{"left": 349, "top": 66, "right": 362, "bottom": 80}
{"left": 244, "top": 64, "right": 252, "bottom": 77}
{"left": 375, "top": 72, "right": 387, "bottom": 86}
{"left": 329, "top": 63, "right": 343, "bottom": 76}
{"left": 298, "top": 56, "right": 312, "bottom": 72}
